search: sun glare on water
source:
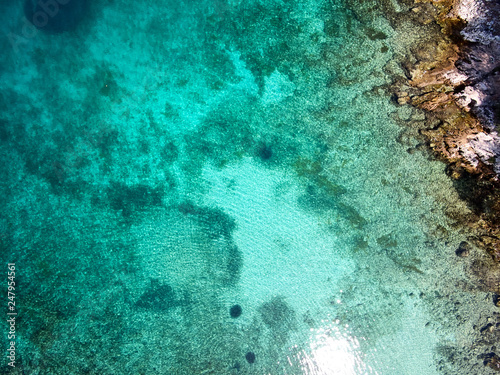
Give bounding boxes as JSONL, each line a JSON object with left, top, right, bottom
{"left": 293, "top": 320, "right": 376, "bottom": 375}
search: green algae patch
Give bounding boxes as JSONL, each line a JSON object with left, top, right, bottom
{"left": 177, "top": 201, "right": 237, "bottom": 240}
{"left": 377, "top": 234, "right": 398, "bottom": 248}
{"left": 107, "top": 182, "right": 165, "bottom": 217}
{"left": 163, "top": 102, "right": 179, "bottom": 119}
{"left": 336, "top": 202, "right": 368, "bottom": 228}
{"left": 390, "top": 255, "right": 425, "bottom": 275}
{"left": 135, "top": 279, "right": 188, "bottom": 311}
{"left": 259, "top": 296, "right": 297, "bottom": 331}
{"left": 184, "top": 104, "right": 256, "bottom": 169}
{"left": 293, "top": 157, "right": 346, "bottom": 196}
{"left": 353, "top": 236, "right": 370, "bottom": 253}
{"left": 364, "top": 27, "right": 388, "bottom": 40}
{"left": 294, "top": 157, "right": 367, "bottom": 227}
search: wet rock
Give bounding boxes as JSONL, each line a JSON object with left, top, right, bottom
{"left": 396, "top": 91, "right": 410, "bottom": 105}
{"left": 413, "top": 0, "right": 500, "bottom": 168}
{"left": 455, "top": 241, "right": 471, "bottom": 257}
{"left": 480, "top": 323, "right": 495, "bottom": 333}
{"left": 483, "top": 352, "right": 500, "bottom": 371}
{"left": 394, "top": 0, "right": 500, "bottom": 264}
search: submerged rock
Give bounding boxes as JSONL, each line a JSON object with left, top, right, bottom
{"left": 245, "top": 352, "right": 255, "bottom": 364}
{"left": 483, "top": 352, "right": 500, "bottom": 372}
{"left": 135, "top": 279, "right": 185, "bottom": 311}
{"left": 24, "top": 0, "right": 88, "bottom": 33}
{"left": 456, "top": 241, "right": 471, "bottom": 257}
{"left": 229, "top": 304, "right": 242, "bottom": 318}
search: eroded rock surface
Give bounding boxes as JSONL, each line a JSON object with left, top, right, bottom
{"left": 394, "top": 0, "right": 500, "bottom": 262}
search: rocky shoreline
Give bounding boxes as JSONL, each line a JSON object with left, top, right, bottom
{"left": 393, "top": 0, "right": 500, "bottom": 268}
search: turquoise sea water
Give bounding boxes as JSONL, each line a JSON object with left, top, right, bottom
{"left": 1, "top": 0, "right": 498, "bottom": 374}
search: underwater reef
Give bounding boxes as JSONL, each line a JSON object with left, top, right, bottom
{"left": 392, "top": 0, "right": 500, "bottom": 266}
{"left": 23, "top": 0, "right": 88, "bottom": 33}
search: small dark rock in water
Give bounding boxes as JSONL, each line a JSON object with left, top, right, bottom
{"left": 483, "top": 352, "right": 500, "bottom": 371}
{"left": 494, "top": 294, "right": 500, "bottom": 308}
{"left": 245, "top": 351, "right": 256, "bottom": 364}
{"left": 455, "top": 241, "right": 471, "bottom": 257}
{"left": 230, "top": 304, "right": 242, "bottom": 318}
{"left": 480, "top": 323, "right": 495, "bottom": 333}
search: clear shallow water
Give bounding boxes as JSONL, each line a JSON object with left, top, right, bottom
{"left": 0, "top": 0, "right": 497, "bottom": 374}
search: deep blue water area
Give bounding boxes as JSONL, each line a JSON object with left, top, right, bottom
{"left": 0, "top": 0, "right": 498, "bottom": 374}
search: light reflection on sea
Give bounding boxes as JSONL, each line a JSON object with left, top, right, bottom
{"left": 284, "top": 318, "right": 378, "bottom": 375}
